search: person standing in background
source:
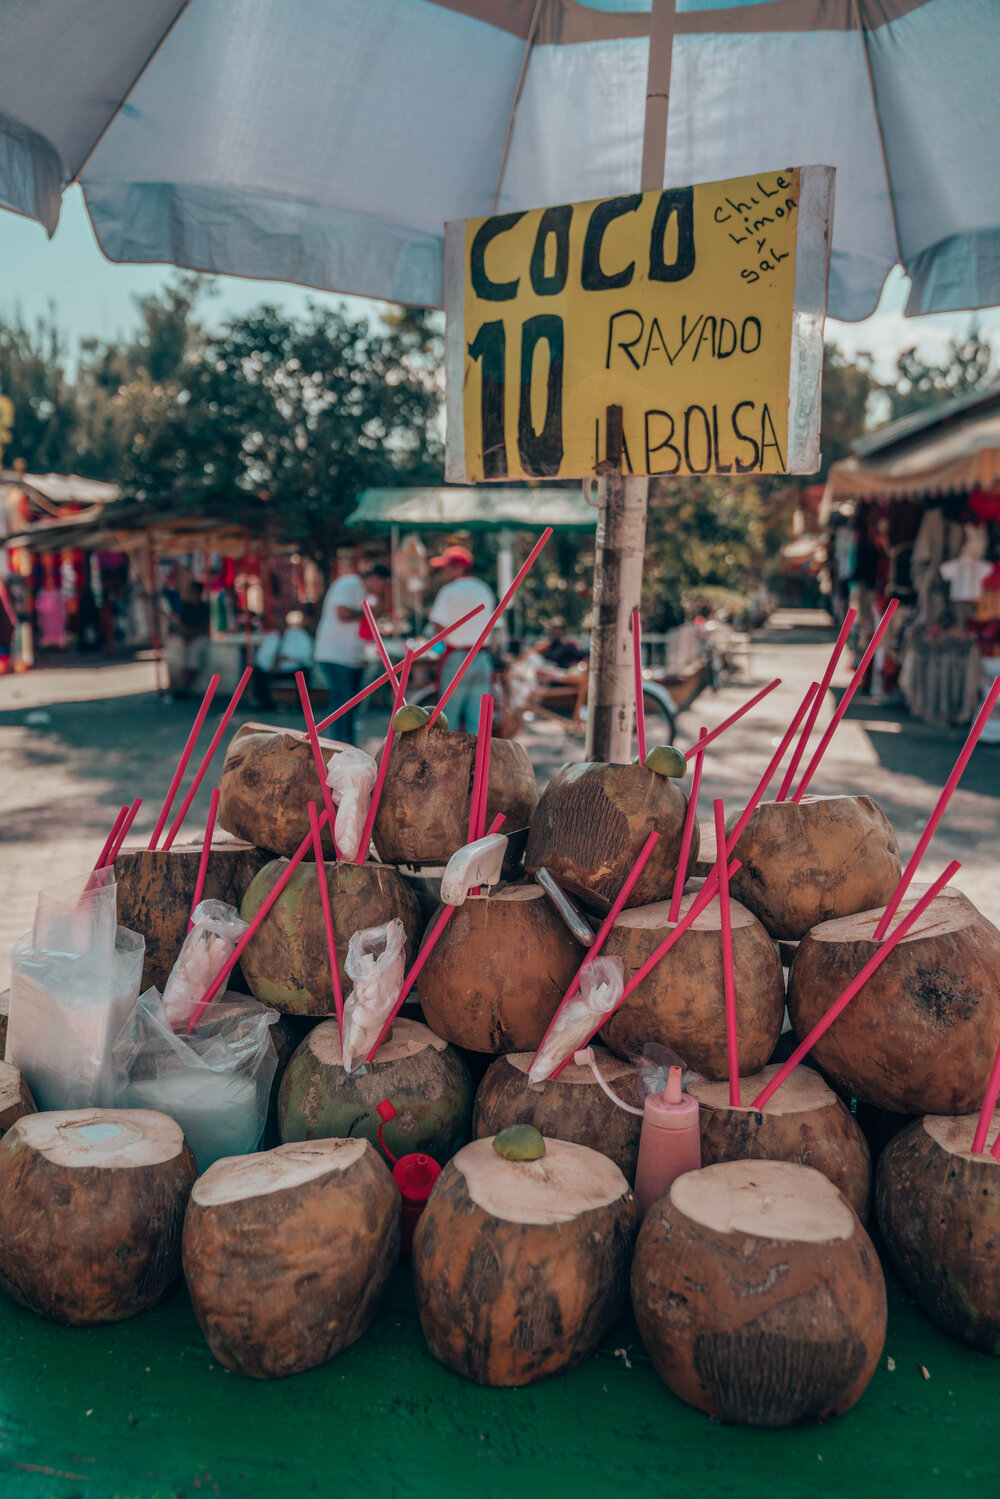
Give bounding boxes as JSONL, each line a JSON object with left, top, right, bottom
{"left": 315, "top": 562, "right": 392, "bottom": 743}
{"left": 427, "top": 545, "right": 495, "bottom": 731}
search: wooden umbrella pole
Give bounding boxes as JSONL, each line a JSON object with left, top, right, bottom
{"left": 632, "top": 608, "right": 647, "bottom": 764}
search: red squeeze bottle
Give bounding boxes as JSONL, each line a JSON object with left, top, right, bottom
{"left": 376, "top": 1100, "right": 441, "bottom": 1256}
{"left": 634, "top": 1065, "right": 701, "bottom": 1215}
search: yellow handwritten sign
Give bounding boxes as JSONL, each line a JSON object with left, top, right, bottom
{"left": 444, "top": 167, "right": 832, "bottom": 482}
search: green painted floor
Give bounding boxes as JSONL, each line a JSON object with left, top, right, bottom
{"left": 0, "top": 1266, "right": 996, "bottom": 1499}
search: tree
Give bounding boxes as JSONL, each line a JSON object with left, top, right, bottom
{"left": 881, "top": 324, "right": 994, "bottom": 423}
{"left": 0, "top": 309, "right": 84, "bottom": 476}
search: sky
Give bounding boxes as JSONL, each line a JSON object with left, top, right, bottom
{"left": 2, "top": 186, "right": 1000, "bottom": 381}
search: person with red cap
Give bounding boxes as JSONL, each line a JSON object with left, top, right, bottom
{"left": 427, "top": 544, "right": 496, "bottom": 731}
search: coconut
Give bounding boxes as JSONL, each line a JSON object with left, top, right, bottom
{"left": 525, "top": 761, "right": 692, "bottom": 913}
{"left": 690, "top": 1065, "right": 872, "bottom": 1220}
{"left": 787, "top": 890, "right": 1000, "bottom": 1114}
{"left": 278, "top": 1016, "right": 472, "bottom": 1163}
{"left": 0, "top": 1060, "right": 35, "bottom": 1135}
{"left": 472, "top": 1048, "right": 643, "bottom": 1180}
{"left": 692, "top": 820, "right": 716, "bottom": 879}
{"left": 599, "top": 893, "right": 784, "bottom": 1080}
{"left": 114, "top": 838, "right": 270, "bottom": 992}
{"left": 372, "top": 720, "right": 537, "bottom": 867}
{"left": 413, "top": 1134, "right": 639, "bottom": 1386}
{"left": 238, "top": 857, "right": 423, "bottom": 1014}
{"left": 217, "top": 722, "right": 349, "bottom": 858}
{"left": 418, "top": 884, "right": 583, "bottom": 1054}
{"left": 877, "top": 1113, "right": 1000, "bottom": 1354}
{"left": 631, "top": 1159, "right": 886, "bottom": 1425}
{"left": 0, "top": 987, "right": 9, "bottom": 1058}
{"left": 727, "top": 794, "right": 901, "bottom": 941}
{"left": 183, "top": 1138, "right": 399, "bottom": 1378}
{"left": 0, "top": 1108, "right": 196, "bottom": 1325}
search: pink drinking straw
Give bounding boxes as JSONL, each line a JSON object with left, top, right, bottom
{"left": 148, "top": 674, "right": 220, "bottom": 848}
{"left": 547, "top": 853, "right": 744, "bottom": 1080}
{"left": 314, "top": 605, "right": 485, "bottom": 733}
{"left": 792, "top": 598, "right": 901, "bottom": 803}
{"left": 309, "top": 800, "right": 345, "bottom": 1036}
{"left": 362, "top": 601, "right": 400, "bottom": 692}
{"left": 162, "top": 667, "right": 253, "bottom": 851}
{"left": 295, "top": 670, "right": 341, "bottom": 860}
{"left": 753, "top": 862, "right": 959, "bottom": 1111}
{"left": 107, "top": 798, "right": 142, "bottom": 865}
{"left": 683, "top": 678, "right": 781, "bottom": 762}
{"left": 427, "top": 528, "right": 553, "bottom": 727}
{"left": 977, "top": 1035, "right": 1000, "bottom": 1154}
{"left": 874, "top": 674, "right": 1000, "bottom": 941}
{"left": 94, "top": 806, "right": 127, "bottom": 871}
{"left": 470, "top": 695, "right": 494, "bottom": 895}
{"left": 354, "top": 650, "right": 414, "bottom": 865}
{"left": 713, "top": 798, "right": 740, "bottom": 1105}
{"left": 187, "top": 810, "right": 330, "bottom": 1031}
{"left": 632, "top": 609, "right": 647, "bottom": 764}
{"left": 774, "top": 613, "right": 856, "bottom": 800}
{"left": 467, "top": 696, "right": 489, "bottom": 846}
{"left": 187, "top": 788, "right": 220, "bottom": 929}
{"left": 668, "top": 727, "right": 706, "bottom": 923}
{"left": 364, "top": 812, "right": 507, "bottom": 1063}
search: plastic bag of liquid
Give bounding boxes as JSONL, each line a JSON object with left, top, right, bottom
{"left": 161, "top": 900, "right": 248, "bottom": 1029}
{"left": 528, "top": 956, "right": 624, "bottom": 1085}
{"left": 6, "top": 868, "right": 145, "bottom": 1110}
{"left": 340, "top": 918, "right": 407, "bottom": 1074}
{"left": 326, "top": 746, "right": 378, "bottom": 862}
{"left": 113, "top": 989, "right": 279, "bottom": 1172}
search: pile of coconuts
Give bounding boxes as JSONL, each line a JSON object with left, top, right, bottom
{"left": 10, "top": 696, "right": 1000, "bottom": 1415}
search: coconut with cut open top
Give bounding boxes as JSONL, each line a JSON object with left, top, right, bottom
{"left": 278, "top": 1015, "right": 472, "bottom": 1164}
{"left": 418, "top": 884, "right": 583, "bottom": 1054}
{"left": 525, "top": 761, "right": 692, "bottom": 914}
{"left": 114, "top": 838, "right": 270, "bottom": 992}
{"left": 727, "top": 794, "right": 901, "bottom": 941}
{"left": 238, "top": 857, "right": 422, "bottom": 1013}
{"left": 877, "top": 1112, "right": 1000, "bottom": 1354}
{"left": 183, "top": 1137, "right": 399, "bottom": 1379}
{"left": 0, "top": 1060, "right": 35, "bottom": 1135}
{"left": 632, "top": 1158, "right": 886, "bottom": 1425}
{"left": 0, "top": 1108, "right": 196, "bottom": 1325}
{"left": 472, "top": 1047, "right": 643, "bottom": 1180}
{"left": 218, "top": 721, "right": 348, "bottom": 858}
{"left": 787, "top": 889, "right": 1000, "bottom": 1115}
{"left": 599, "top": 892, "right": 784, "bottom": 1079}
{"left": 414, "top": 1130, "right": 639, "bottom": 1386}
{"left": 372, "top": 720, "right": 537, "bottom": 867}
{"left": 690, "top": 1064, "right": 872, "bottom": 1220}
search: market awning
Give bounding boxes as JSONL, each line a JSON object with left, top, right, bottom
{"left": 5, "top": 507, "right": 290, "bottom": 556}
{"left": 823, "top": 384, "right": 1000, "bottom": 514}
{"left": 347, "top": 487, "right": 597, "bottom": 533}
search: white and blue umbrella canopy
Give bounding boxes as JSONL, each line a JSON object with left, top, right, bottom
{"left": 1, "top": 0, "right": 997, "bottom": 321}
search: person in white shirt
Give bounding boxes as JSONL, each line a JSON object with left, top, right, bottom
{"left": 252, "top": 610, "right": 314, "bottom": 711}
{"left": 427, "top": 545, "right": 496, "bottom": 731}
{"left": 315, "top": 563, "right": 392, "bottom": 743}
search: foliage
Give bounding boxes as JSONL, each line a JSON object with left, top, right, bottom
{"left": 880, "top": 324, "right": 995, "bottom": 423}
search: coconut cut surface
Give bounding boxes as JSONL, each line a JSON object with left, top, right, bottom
{"left": 691, "top": 1065, "right": 837, "bottom": 1117}
{"left": 0, "top": 1060, "right": 28, "bottom": 1110}
{"left": 807, "top": 891, "right": 974, "bottom": 947}
{"left": 502, "top": 1050, "right": 635, "bottom": 1087}
{"left": 613, "top": 893, "right": 758, "bottom": 933}
{"left": 671, "top": 1159, "right": 855, "bottom": 1243}
{"left": 456, "top": 1136, "right": 628, "bottom": 1224}
{"left": 16, "top": 1109, "right": 185, "bottom": 1169}
{"left": 193, "top": 1138, "right": 368, "bottom": 1207}
{"left": 308, "top": 1015, "right": 446, "bottom": 1068}
{"left": 923, "top": 1112, "right": 1000, "bottom": 1161}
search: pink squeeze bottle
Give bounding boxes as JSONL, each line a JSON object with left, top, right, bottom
{"left": 634, "top": 1065, "right": 701, "bottom": 1214}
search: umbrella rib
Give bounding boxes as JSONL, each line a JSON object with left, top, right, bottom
{"left": 67, "top": 1, "right": 193, "bottom": 186}
{"left": 492, "top": 0, "right": 546, "bottom": 214}
{"left": 850, "top": 0, "right": 903, "bottom": 265}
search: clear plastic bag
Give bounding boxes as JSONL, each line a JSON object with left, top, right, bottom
{"left": 7, "top": 869, "right": 145, "bottom": 1110}
{"left": 341, "top": 918, "right": 407, "bottom": 1074}
{"left": 326, "top": 746, "right": 378, "bottom": 862}
{"left": 161, "top": 900, "right": 248, "bottom": 1029}
{"left": 528, "top": 956, "right": 624, "bottom": 1085}
{"left": 439, "top": 833, "right": 508, "bottom": 906}
{"left": 113, "top": 989, "right": 279, "bottom": 1172}
{"left": 635, "top": 1042, "right": 701, "bottom": 1097}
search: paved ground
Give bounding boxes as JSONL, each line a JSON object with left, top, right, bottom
{"left": 1, "top": 616, "right": 998, "bottom": 983}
